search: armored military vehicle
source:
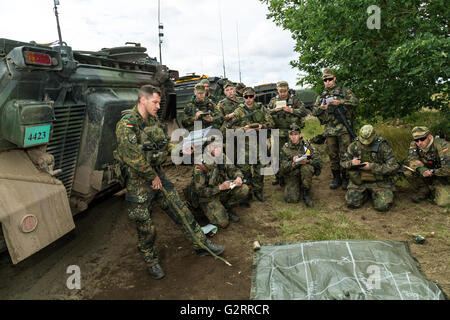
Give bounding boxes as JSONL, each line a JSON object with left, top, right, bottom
{"left": 0, "top": 37, "right": 179, "bottom": 264}
{"left": 254, "top": 83, "right": 317, "bottom": 111}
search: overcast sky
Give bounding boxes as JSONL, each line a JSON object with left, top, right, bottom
{"left": 1, "top": 0, "right": 305, "bottom": 88}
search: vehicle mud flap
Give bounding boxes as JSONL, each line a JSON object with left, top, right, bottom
{"left": 0, "top": 150, "right": 75, "bottom": 264}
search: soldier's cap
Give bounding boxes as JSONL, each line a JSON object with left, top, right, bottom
{"left": 194, "top": 83, "right": 206, "bottom": 93}
{"left": 223, "top": 81, "right": 235, "bottom": 89}
{"left": 358, "top": 124, "right": 376, "bottom": 145}
{"left": 289, "top": 123, "right": 302, "bottom": 133}
{"left": 322, "top": 68, "right": 335, "bottom": 79}
{"left": 236, "top": 82, "right": 246, "bottom": 90}
{"left": 411, "top": 126, "right": 430, "bottom": 138}
{"left": 277, "top": 81, "right": 289, "bottom": 89}
{"left": 200, "top": 79, "right": 210, "bottom": 85}
{"left": 243, "top": 87, "right": 255, "bottom": 95}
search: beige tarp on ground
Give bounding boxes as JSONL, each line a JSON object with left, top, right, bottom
{"left": 0, "top": 150, "right": 74, "bottom": 264}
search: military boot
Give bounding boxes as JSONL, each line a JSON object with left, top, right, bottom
{"left": 330, "top": 170, "right": 342, "bottom": 189}
{"left": 412, "top": 192, "right": 431, "bottom": 203}
{"left": 254, "top": 191, "right": 265, "bottom": 202}
{"left": 148, "top": 263, "right": 165, "bottom": 280}
{"left": 225, "top": 206, "right": 240, "bottom": 222}
{"left": 196, "top": 239, "right": 225, "bottom": 257}
{"left": 303, "top": 188, "right": 313, "bottom": 207}
{"left": 272, "top": 176, "right": 280, "bottom": 185}
{"left": 279, "top": 176, "right": 286, "bottom": 187}
{"left": 341, "top": 170, "right": 349, "bottom": 190}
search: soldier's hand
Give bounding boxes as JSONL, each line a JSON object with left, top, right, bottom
{"left": 423, "top": 170, "right": 433, "bottom": 178}
{"left": 234, "top": 177, "right": 243, "bottom": 187}
{"left": 152, "top": 176, "right": 162, "bottom": 190}
{"left": 351, "top": 158, "right": 361, "bottom": 166}
{"left": 320, "top": 104, "right": 329, "bottom": 110}
{"left": 361, "top": 162, "right": 371, "bottom": 171}
{"left": 329, "top": 99, "right": 341, "bottom": 106}
{"left": 243, "top": 125, "right": 251, "bottom": 132}
{"left": 195, "top": 111, "right": 204, "bottom": 120}
{"left": 226, "top": 112, "right": 234, "bottom": 120}
{"left": 202, "top": 115, "right": 213, "bottom": 122}
{"left": 293, "top": 155, "right": 299, "bottom": 163}
{"left": 282, "top": 106, "right": 294, "bottom": 113}
{"left": 219, "top": 181, "right": 231, "bottom": 190}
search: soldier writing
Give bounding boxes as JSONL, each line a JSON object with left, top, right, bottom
{"left": 406, "top": 126, "right": 449, "bottom": 207}
{"left": 341, "top": 125, "right": 399, "bottom": 212}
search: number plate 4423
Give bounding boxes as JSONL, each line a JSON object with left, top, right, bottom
{"left": 24, "top": 124, "right": 51, "bottom": 147}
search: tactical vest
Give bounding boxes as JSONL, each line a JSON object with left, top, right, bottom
{"left": 350, "top": 137, "right": 386, "bottom": 184}
{"left": 414, "top": 140, "right": 442, "bottom": 170}
{"left": 270, "top": 95, "right": 299, "bottom": 130}
{"left": 320, "top": 86, "right": 353, "bottom": 125}
{"left": 241, "top": 103, "right": 266, "bottom": 125}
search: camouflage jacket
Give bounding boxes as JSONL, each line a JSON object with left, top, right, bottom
{"left": 280, "top": 139, "right": 322, "bottom": 175}
{"left": 267, "top": 94, "right": 308, "bottom": 137}
{"left": 228, "top": 102, "right": 275, "bottom": 131}
{"left": 115, "top": 106, "right": 170, "bottom": 182}
{"left": 312, "top": 85, "right": 358, "bottom": 136}
{"left": 407, "top": 137, "right": 449, "bottom": 180}
{"left": 341, "top": 135, "right": 399, "bottom": 185}
{"left": 215, "top": 95, "right": 243, "bottom": 122}
{"left": 182, "top": 97, "right": 220, "bottom": 131}
{"left": 192, "top": 154, "right": 243, "bottom": 200}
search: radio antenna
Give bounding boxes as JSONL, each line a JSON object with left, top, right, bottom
{"left": 53, "top": 0, "right": 64, "bottom": 46}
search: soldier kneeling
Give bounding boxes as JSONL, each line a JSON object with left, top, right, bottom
{"left": 341, "top": 125, "right": 399, "bottom": 212}
{"left": 184, "top": 137, "right": 250, "bottom": 228}
{"left": 279, "top": 124, "right": 322, "bottom": 207}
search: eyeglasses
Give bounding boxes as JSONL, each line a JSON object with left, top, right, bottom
{"left": 414, "top": 136, "right": 427, "bottom": 142}
{"left": 323, "top": 78, "right": 334, "bottom": 82}
{"left": 244, "top": 95, "right": 255, "bottom": 99}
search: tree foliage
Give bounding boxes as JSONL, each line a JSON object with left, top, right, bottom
{"left": 260, "top": 0, "right": 449, "bottom": 120}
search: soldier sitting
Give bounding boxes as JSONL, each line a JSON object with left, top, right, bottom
{"left": 406, "top": 126, "right": 449, "bottom": 207}
{"left": 341, "top": 125, "right": 399, "bottom": 212}
{"left": 279, "top": 124, "right": 322, "bottom": 206}
{"left": 184, "top": 136, "right": 250, "bottom": 228}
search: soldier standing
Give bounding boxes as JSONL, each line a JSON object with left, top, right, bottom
{"left": 215, "top": 81, "right": 242, "bottom": 135}
{"left": 406, "top": 126, "right": 449, "bottom": 207}
{"left": 279, "top": 124, "right": 322, "bottom": 206}
{"left": 182, "top": 83, "right": 220, "bottom": 132}
{"left": 229, "top": 87, "right": 274, "bottom": 202}
{"left": 184, "top": 137, "right": 250, "bottom": 227}
{"left": 115, "top": 85, "right": 225, "bottom": 280}
{"left": 340, "top": 125, "right": 399, "bottom": 212}
{"left": 267, "top": 81, "right": 308, "bottom": 186}
{"left": 312, "top": 68, "right": 358, "bottom": 190}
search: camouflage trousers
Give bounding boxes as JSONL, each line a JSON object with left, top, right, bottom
{"left": 238, "top": 162, "right": 265, "bottom": 194}
{"left": 405, "top": 175, "right": 450, "bottom": 207}
{"left": 198, "top": 184, "right": 250, "bottom": 228}
{"left": 326, "top": 134, "right": 352, "bottom": 171}
{"left": 275, "top": 135, "right": 289, "bottom": 180}
{"left": 345, "top": 181, "right": 394, "bottom": 212}
{"left": 282, "top": 164, "right": 315, "bottom": 203}
{"left": 126, "top": 169, "right": 207, "bottom": 266}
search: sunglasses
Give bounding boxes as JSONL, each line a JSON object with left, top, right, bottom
{"left": 323, "top": 78, "right": 334, "bottom": 82}
{"left": 414, "top": 136, "right": 428, "bottom": 142}
{"left": 244, "top": 95, "right": 255, "bottom": 99}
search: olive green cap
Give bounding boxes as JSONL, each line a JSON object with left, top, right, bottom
{"left": 194, "top": 83, "right": 206, "bottom": 93}
{"left": 243, "top": 87, "right": 255, "bottom": 95}
{"left": 223, "top": 81, "right": 235, "bottom": 89}
{"left": 277, "top": 81, "right": 289, "bottom": 89}
{"left": 411, "top": 126, "right": 430, "bottom": 138}
{"left": 322, "top": 68, "right": 335, "bottom": 79}
{"left": 200, "top": 79, "right": 210, "bottom": 85}
{"left": 358, "top": 124, "right": 376, "bottom": 145}
{"left": 236, "top": 82, "right": 245, "bottom": 90}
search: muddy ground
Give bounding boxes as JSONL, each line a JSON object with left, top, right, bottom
{"left": 0, "top": 164, "right": 448, "bottom": 300}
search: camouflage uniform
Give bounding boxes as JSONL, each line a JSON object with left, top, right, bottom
{"left": 312, "top": 69, "right": 358, "bottom": 188}
{"left": 406, "top": 128, "right": 449, "bottom": 207}
{"left": 115, "top": 106, "right": 209, "bottom": 266}
{"left": 215, "top": 83, "right": 243, "bottom": 136}
{"left": 185, "top": 154, "right": 250, "bottom": 228}
{"left": 228, "top": 89, "right": 275, "bottom": 197}
{"left": 181, "top": 96, "right": 220, "bottom": 132}
{"left": 267, "top": 81, "right": 308, "bottom": 184}
{"left": 280, "top": 135, "right": 322, "bottom": 204}
{"left": 235, "top": 83, "right": 245, "bottom": 98}
{"left": 341, "top": 126, "right": 399, "bottom": 212}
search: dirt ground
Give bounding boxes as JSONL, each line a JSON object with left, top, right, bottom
{"left": 0, "top": 164, "right": 448, "bottom": 300}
